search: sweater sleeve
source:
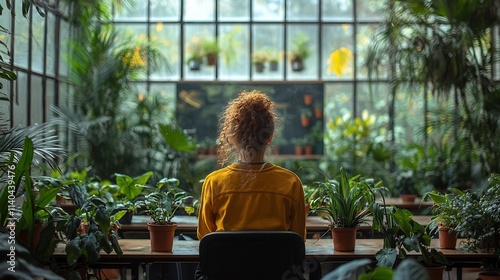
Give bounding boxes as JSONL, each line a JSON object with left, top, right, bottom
{"left": 197, "top": 178, "right": 217, "bottom": 240}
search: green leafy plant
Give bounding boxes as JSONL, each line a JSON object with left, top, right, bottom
{"left": 110, "top": 171, "right": 153, "bottom": 213}
{"left": 141, "top": 178, "right": 194, "bottom": 225}
{"left": 423, "top": 188, "right": 464, "bottom": 232}
{"left": 310, "top": 167, "right": 381, "bottom": 228}
{"left": 371, "top": 203, "right": 448, "bottom": 269}
{"left": 289, "top": 32, "right": 311, "bottom": 63}
{"left": 202, "top": 38, "right": 220, "bottom": 56}
{"left": 252, "top": 50, "right": 268, "bottom": 65}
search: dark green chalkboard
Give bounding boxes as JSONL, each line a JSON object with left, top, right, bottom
{"left": 176, "top": 83, "right": 324, "bottom": 155}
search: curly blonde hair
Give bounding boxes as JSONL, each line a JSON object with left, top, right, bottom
{"left": 217, "top": 90, "right": 277, "bottom": 166}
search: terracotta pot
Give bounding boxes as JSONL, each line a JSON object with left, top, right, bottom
{"left": 439, "top": 227, "right": 457, "bottom": 249}
{"left": 479, "top": 272, "right": 500, "bottom": 280}
{"left": 294, "top": 146, "right": 303, "bottom": 155}
{"left": 303, "top": 94, "right": 313, "bottom": 105}
{"left": 206, "top": 54, "right": 217, "bottom": 66}
{"left": 148, "top": 223, "right": 177, "bottom": 252}
{"left": 314, "top": 108, "right": 323, "bottom": 119}
{"left": 301, "top": 117, "right": 311, "bottom": 127}
{"left": 331, "top": 227, "right": 357, "bottom": 252}
{"left": 304, "top": 146, "right": 313, "bottom": 155}
{"left": 19, "top": 223, "right": 44, "bottom": 250}
{"left": 400, "top": 194, "right": 417, "bottom": 203}
{"left": 425, "top": 266, "right": 445, "bottom": 280}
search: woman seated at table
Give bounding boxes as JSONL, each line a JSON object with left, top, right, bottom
{"left": 197, "top": 90, "right": 306, "bottom": 240}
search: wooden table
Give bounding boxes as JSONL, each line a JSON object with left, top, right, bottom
{"left": 52, "top": 239, "right": 495, "bottom": 280}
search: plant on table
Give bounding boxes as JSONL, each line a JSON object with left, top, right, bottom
{"left": 423, "top": 188, "right": 465, "bottom": 248}
{"left": 453, "top": 173, "right": 500, "bottom": 276}
{"left": 310, "top": 167, "right": 382, "bottom": 251}
{"left": 371, "top": 202, "right": 448, "bottom": 270}
{"left": 140, "top": 177, "right": 194, "bottom": 252}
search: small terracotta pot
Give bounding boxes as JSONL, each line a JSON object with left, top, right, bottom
{"left": 304, "top": 146, "right": 313, "bottom": 155}
{"left": 303, "top": 94, "right": 313, "bottom": 105}
{"left": 294, "top": 146, "right": 303, "bottom": 155}
{"left": 301, "top": 117, "right": 311, "bottom": 127}
{"left": 439, "top": 227, "right": 457, "bottom": 249}
{"left": 148, "top": 223, "right": 177, "bottom": 252}
{"left": 400, "top": 194, "right": 417, "bottom": 203}
{"left": 331, "top": 227, "right": 357, "bottom": 252}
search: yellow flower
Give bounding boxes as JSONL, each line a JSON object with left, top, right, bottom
{"left": 327, "top": 47, "right": 353, "bottom": 76}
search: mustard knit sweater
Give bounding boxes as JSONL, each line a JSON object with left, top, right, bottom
{"left": 197, "top": 163, "right": 306, "bottom": 240}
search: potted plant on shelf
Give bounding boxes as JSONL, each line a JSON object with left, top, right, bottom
{"left": 202, "top": 38, "right": 220, "bottom": 66}
{"left": 423, "top": 188, "right": 465, "bottom": 249}
{"left": 300, "top": 109, "right": 312, "bottom": 127}
{"left": 186, "top": 36, "right": 204, "bottom": 71}
{"left": 396, "top": 170, "right": 420, "bottom": 203}
{"left": 291, "top": 136, "right": 308, "bottom": 155}
{"left": 252, "top": 50, "right": 268, "bottom": 73}
{"left": 140, "top": 177, "right": 193, "bottom": 252}
{"left": 310, "top": 167, "right": 381, "bottom": 252}
{"left": 289, "top": 33, "right": 311, "bottom": 72}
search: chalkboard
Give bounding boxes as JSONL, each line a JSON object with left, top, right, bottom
{"left": 176, "top": 83, "right": 324, "bottom": 155}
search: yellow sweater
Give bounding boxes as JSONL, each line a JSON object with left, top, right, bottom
{"left": 197, "top": 163, "right": 306, "bottom": 240}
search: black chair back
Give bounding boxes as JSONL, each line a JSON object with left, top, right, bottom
{"left": 199, "top": 231, "right": 305, "bottom": 280}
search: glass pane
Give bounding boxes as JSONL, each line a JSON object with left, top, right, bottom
{"left": 253, "top": 0, "right": 284, "bottom": 22}
{"left": 151, "top": 0, "right": 180, "bottom": 21}
{"left": 322, "top": 24, "right": 354, "bottom": 80}
{"left": 113, "top": 0, "right": 147, "bottom": 21}
{"left": 322, "top": 0, "right": 353, "bottom": 22}
{"left": 46, "top": 79, "right": 55, "bottom": 121}
{"left": 0, "top": 5, "right": 11, "bottom": 60}
{"left": 287, "top": 25, "right": 318, "bottom": 80}
{"left": 356, "top": 24, "right": 380, "bottom": 79}
{"left": 252, "top": 24, "right": 284, "bottom": 80}
{"left": 184, "top": 24, "right": 216, "bottom": 80}
{"left": 59, "top": 20, "right": 69, "bottom": 77}
{"left": 287, "top": 0, "right": 318, "bottom": 21}
{"left": 324, "top": 82, "right": 353, "bottom": 168}
{"left": 394, "top": 84, "right": 425, "bottom": 146}
{"left": 218, "top": 24, "right": 250, "bottom": 80}
{"left": 14, "top": 0, "right": 30, "bottom": 68}
{"left": 219, "top": 0, "right": 250, "bottom": 21}
{"left": 46, "top": 13, "right": 57, "bottom": 76}
{"left": 356, "top": 82, "right": 392, "bottom": 176}
{"left": 149, "top": 23, "right": 180, "bottom": 80}
{"left": 0, "top": 81, "right": 11, "bottom": 128}
{"left": 31, "top": 11, "right": 45, "bottom": 73}
{"left": 13, "top": 72, "right": 28, "bottom": 127}
{"left": 114, "top": 24, "right": 148, "bottom": 80}
{"left": 31, "top": 75, "right": 43, "bottom": 124}
{"left": 149, "top": 83, "right": 176, "bottom": 121}
{"left": 356, "top": 0, "right": 386, "bottom": 21}
{"left": 183, "top": 0, "right": 215, "bottom": 21}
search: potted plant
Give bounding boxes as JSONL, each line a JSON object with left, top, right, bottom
{"left": 310, "top": 167, "right": 381, "bottom": 252}
{"left": 186, "top": 36, "right": 204, "bottom": 71}
{"left": 291, "top": 136, "right": 308, "bottom": 155}
{"left": 423, "top": 188, "right": 465, "bottom": 249}
{"left": 371, "top": 202, "right": 449, "bottom": 277}
{"left": 140, "top": 177, "right": 193, "bottom": 252}
{"left": 396, "top": 170, "right": 420, "bottom": 203}
{"left": 454, "top": 173, "right": 500, "bottom": 278}
{"left": 289, "top": 33, "right": 311, "bottom": 72}
{"left": 202, "top": 38, "right": 220, "bottom": 66}
{"left": 300, "top": 109, "right": 312, "bottom": 127}
{"left": 265, "top": 48, "right": 281, "bottom": 72}
{"left": 252, "top": 50, "right": 268, "bottom": 73}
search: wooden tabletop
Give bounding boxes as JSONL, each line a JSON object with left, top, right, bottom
{"left": 52, "top": 238, "right": 494, "bottom": 263}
